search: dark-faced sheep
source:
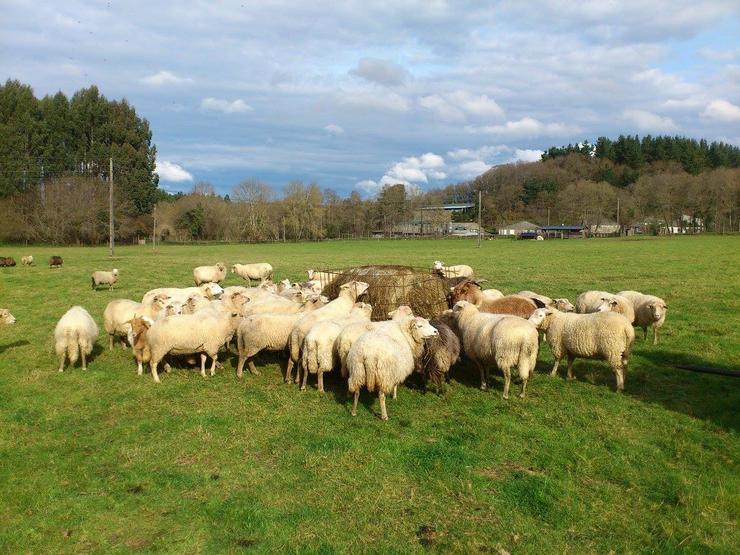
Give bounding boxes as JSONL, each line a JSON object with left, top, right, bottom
{"left": 49, "top": 256, "right": 63, "bottom": 268}
{"left": 450, "top": 280, "right": 539, "bottom": 318}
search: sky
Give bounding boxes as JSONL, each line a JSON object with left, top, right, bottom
{"left": 2, "top": 0, "right": 740, "bottom": 197}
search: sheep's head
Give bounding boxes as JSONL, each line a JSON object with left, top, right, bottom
{"left": 553, "top": 298, "right": 575, "bottom": 312}
{"left": 230, "top": 265, "right": 236, "bottom": 273}
{"left": 647, "top": 300, "right": 667, "bottom": 321}
{"left": 216, "top": 263, "right": 226, "bottom": 271}
{"left": 259, "top": 279, "right": 276, "bottom": 292}
{"left": 306, "top": 269, "right": 315, "bottom": 279}
{"left": 164, "top": 302, "right": 182, "bottom": 316}
{"left": 432, "top": 260, "right": 444, "bottom": 271}
{"left": 112, "top": 269, "right": 119, "bottom": 276}
{"left": 452, "top": 300, "right": 476, "bottom": 316}
{"left": 340, "top": 280, "right": 369, "bottom": 299}
{"left": 352, "top": 302, "right": 373, "bottom": 319}
{"left": 530, "top": 307, "right": 556, "bottom": 330}
{"left": 450, "top": 280, "right": 481, "bottom": 303}
{"left": 408, "top": 317, "right": 439, "bottom": 341}
{"left": 202, "top": 283, "right": 224, "bottom": 299}
{"left": 152, "top": 294, "right": 169, "bottom": 311}
{"left": 388, "top": 305, "right": 413, "bottom": 319}
{"left": 0, "top": 309, "right": 16, "bottom": 325}
{"left": 597, "top": 298, "right": 619, "bottom": 313}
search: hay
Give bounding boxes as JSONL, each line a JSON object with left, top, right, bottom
{"left": 320, "top": 265, "right": 448, "bottom": 321}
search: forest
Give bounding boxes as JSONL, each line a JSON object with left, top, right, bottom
{"left": 0, "top": 79, "right": 738, "bottom": 244}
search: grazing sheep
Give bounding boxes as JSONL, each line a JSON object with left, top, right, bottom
{"left": 337, "top": 306, "right": 415, "bottom": 379}
{"left": 21, "top": 255, "right": 34, "bottom": 266}
{"left": 103, "top": 295, "right": 169, "bottom": 350}
{"left": 231, "top": 262, "right": 273, "bottom": 285}
{"left": 347, "top": 316, "right": 438, "bottom": 420}
{"left": 91, "top": 269, "right": 119, "bottom": 290}
{"left": 54, "top": 306, "right": 98, "bottom": 372}
{"left": 616, "top": 290, "right": 668, "bottom": 345}
{"left": 146, "top": 310, "right": 242, "bottom": 382}
{"left": 49, "top": 256, "right": 63, "bottom": 268}
{"left": 531, "top": 307, "right": 635, "bottom": 391}
{"left": 451, "top": 280, "right": 538, "bottom": 318}
{"left": 576, "top": 291, "right": 635, "bottom": 323}
{"left": 0, "top": 308, "right": 16, "bottom": 325}
{"left": 142, "top": 283, "right": 223, "bottom": 306}
{"left": 432, "top": 260, "right": 474, "bottom": 279}
{"left": 193, "top": 263, "right": 227, "bottom": 286}
{"left": 452, "top": 300, "right": 539, "bottom": 399}
{"left": 300, "top": 302, "right": 373, "bottom": 392}
{"left": 286, "top": 281, "right": 370, "bottom": 384}
{"left": 0, "top": 257, "right": 17, "bottom": 267}
{"left": 421, "top": 318, "right": 461, "bottom": 392}
{"left": 518, "top": 291, "right": 575, "bottom": 312}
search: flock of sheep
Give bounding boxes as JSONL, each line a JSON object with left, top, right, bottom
{"left": 1, "top": 258, "right": 668, "bottom": 420}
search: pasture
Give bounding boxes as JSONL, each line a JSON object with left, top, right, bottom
{"left": 0, "top": 236, "right": 738, "bottom": 553}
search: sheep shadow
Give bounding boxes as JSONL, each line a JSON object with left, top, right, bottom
{"left": 0, "top": 339, "right": 29, "bottom": 355}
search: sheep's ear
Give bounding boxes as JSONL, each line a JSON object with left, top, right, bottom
{"left": 532, "top": 298, "right": 547, "bottom": 309}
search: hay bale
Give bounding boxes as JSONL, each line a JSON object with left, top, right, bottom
{"left": 321, "top": 265, "right": 448, "bottom": 321}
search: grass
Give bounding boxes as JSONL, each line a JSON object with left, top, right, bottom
{"left": 0, "top": 235, "right": 738, "bottom": 553}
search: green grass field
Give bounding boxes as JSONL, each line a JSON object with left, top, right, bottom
{"left": 0, "top": 236, "right": 738, "bottom": 553}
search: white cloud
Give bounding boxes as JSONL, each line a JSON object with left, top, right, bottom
{"left": 419, "top": 90, "right": 504, "bottom": 122}
{"left": 623, "top": 109, "right": 677, "bottom": 131}
{"left": 699, "top": 47, "right": 740, "bottom": 61}
{"left": 509, "top": 148, "right": 544, "bottom": 162}
{"left": 355, "top": 179, "right": 380, "bottom": 193}
{"left": 447, "top": 145, "right": 511, "bottom": 160}
{"left": 350, "top": 58, "right": 409, "bottom": 86}
{"left": 631, "top": 68, "right": 698, "bottom": 96}
{"left": 419, "top": 94, "right": 465, "bottom": 122}
{"left": 200, "top": 98, "right": 253, "bottom": 114}
{"left": 336, "top": 91, "right": 410, "bottom": 112}
{"left": 701, "top": 99, "right": 740, "bottom": 122}
{"left": 465, "top": 117, "right": 581, "bottom": 138}
{"left": 456, "top": 160, "right": 490, "bottom": 178}
{"left": 361, "top": 152, "right": 448, "bottom": 194}
{"left": 323, "top": 124, "right": 345, "bottom": 135}
{"left": 155, "top": 160, "right": 193, "bottom": 182}
{"left": 140, "top": 70, "right": 192, "bottom": 86}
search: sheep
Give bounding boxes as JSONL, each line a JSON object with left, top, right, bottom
{"left": 146, "top": 310, "right": 242, "bottom": 382}
{"left": 531, "top": 307, "right": 635, "bottom": 391}
{"left": 301, "top": 280, "right": 323, "bottom": 295}
{"left": 49, "top": 255, "right": 63, "bottom": 268}
{"left": 21, "top": 255, "right": 34, "bottom": 266}
{"left": 103, "top": 294, "right": 169, "bottom": 350}
{"left": 337, "top": 306, "right": 415, "bottom": 379}
{"left": 420, "top": 318, "right": 461, "bottom": 392}
{"left": 300, "top": 302, "right": 373, "bottom": 393}
{"left": 286, "top": 280, "right": 370, "bottom": 384}
{"left": 432, "top": 260, "right": 474, "bottom": 279}
{"left": 452, "top": 300, "right": 539, "bottom": 399}
{"left": 243, "top": 294, "right": 325, "bottom": 316}
{"left": 231, "top": 262, "right": 273, "bottom": 285}
{"left": 518, "top": 291, "right": 575, "bottom": 312}
{"left": 91, "top": 269, "right": 119, "bottom": 290}
{"left": 576, "top": 291, "right": 635, "bottom": 323}
{"left": 347, "top": 316, "right": 438, "bottom": 420}
{"left": 480, "top": 288, "right": 504, "bottom": 301}
{"left": 235, "top": 312, "right": 308, "bottom": 378}
{"left": 142, "top": 283, "right": 223, "bottom": 306}
{"left": 450, "top": 280, "right": 538, "bottom": 318}
{"left": 0, "top": 257, "right": 17, "bottom": 267}
{"left": 129, "top": 316, "right": 154, "bottom": 375}
{"left": 54, "top": 306, "right": 98, "bottom": 372}
{"left": 616, "top": 290, "right": 668, "bottom": 345}
{"left": 305, "top": 269, "right": 337, "bottom": 288}
{"left": 193, "top": 262, "right": 227, "bottom": 286}
{"left": 0, "top": 308, "right": 16, "bottom": 325}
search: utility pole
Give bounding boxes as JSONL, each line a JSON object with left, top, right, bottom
{"left": 547, "top": 207, "right": 551, "bottom": 226}
{"left": 109, "top": 157, "right": 115, "bottom": 257}
{"left": 152, "top": 206, "right": 157, "bottom": 252}
{"left": 616, "top": 195, "right": 621, "bottom": 236}
{"left": 477, "top": 190, "right": 482, "bottom": 248}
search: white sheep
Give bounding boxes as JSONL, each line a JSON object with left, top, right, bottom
{"left": 480, "top": 288, "right": 504, "bottom": 300}
{"left": 305, "top": 270, "right": 337, "bottom": 288}
{"left": 235, "top": 312, "right": 306, "bottom": 378}
{"left": 432, "top": 260, "right": 474, "bottom": 279}
{"left": 91, "top": 269, "right": 119, "bottom": 290}
{"left": 347, "top": 316, "right": 438, "bottom": 420}
{"left": 193, "top": 263, "right": 227, "bottom": 286}
{"left": 243, "top": 293, "right": 323, "bottom": 316}
{"left": 286, "top": 281, "right": 370, "bottom": 384}
{"left": 616, "top": 290, "right": 668, "bottom": 345}
{"left": 142, "top": 283, "right": 223, "bottom": 307}
{"left": 452, "top": 300, "right": 539, "bottom": 399}
{"left": 54, "top": 306, "right": 98, "bottom": 372}
{"left": 21, "top": 255, "right": 34, "bottom": 266}
{"left": 300, "top": 302, "right": 373, "bottom": 392}
{"left": 518, "top": 290, "right": 575, "bottom": 312}
{"left": 231, "top": 262, "right": 273, "bottom": 285}
{"left": 0, "top": 308, "right": 16, "bottom": 325}
{"left": 531, "top": 307, "right": 635, "bottom": 391}
{"left": 104, "top": 294, "right": 169, "bottom": 350}
{"left": 146, "top": 310, "right": 242, "bottom": 382}
{"left": 576, "top": 290, "right": 635, "bottom": 323}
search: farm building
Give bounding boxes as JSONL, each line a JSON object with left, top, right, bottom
{"left": 540, "top": 224, "right": 586, "bottom": 239}
{"left": 498, "top": 220, "right": 541, "bottom": 237}
{"left": 590, "top": 221, "right": 621, "bottom": 236}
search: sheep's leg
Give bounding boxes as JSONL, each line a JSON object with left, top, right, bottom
{"left": 285, "top": 359, "right": 294, "bottom": 383}
{"left": 502, "top": 367, "right": 511, "bottom": 400}
{"left": 378, "top": 391, "right": 389, "bottom": 421}
{"left": 643, "top": 327, "right": 648, "bottom": 341}
{"left": 566, "top": 355, "right": 575, "bottom": 380}
{"left": 137, "top": 360, "right": 143, "bottom": 375}
{"left": 550, "top": 358, "right": 561, "bottom": 377}
{"left": 318, "top": 371, "right": 324, "bottom": 394}
{"left": 81, "top": 350, "right": 87, "bottom": 371}
{"left": 351, "top": 390, "right": 359, "bottom": 416}
{"left": 653, "top": 326, "right": 659, "bottom": 346}
{"left": 58, "top": 353, "right": 66, "bottom": 372}
{"left": 392, "top": 384, "right": 397, "bottom": 400}
{"left": 475, "top": 361, "right": 488, "bottom": 390}
{"left": 151, "top": 360, "right": 161, "bottom": 383}
{"left": 301, "top": 365, "right": 308, "bottom": 391}
{"left": 519, "top": 376, "right": 528, "bottom": 399}
{"left": 210, "top": 354, "right": 217, "bottom": 377}
{"left": 248, "top": 359, "right": 260, "bottom": 375}
{"left": 236, "top": 355, "right": 246, "bottom": 378}
{"left": 200, "top": 354, "right": 207, "bottom": 377}
{"left": 109, "top": 334, "right": 114, "bottom": 350}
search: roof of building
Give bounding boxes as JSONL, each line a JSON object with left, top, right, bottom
{"left": 499, "top": 220, "right": 541, "bottom": 230}
{"left": 540, "top": 224, "right": 585, "bottom": 231}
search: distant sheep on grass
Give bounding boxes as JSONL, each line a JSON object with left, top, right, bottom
{"left": 91, "top": 269, "right": 119, "bottom": 290}
{"left": 54, "top": 306, "right": 98, "bottom": 372}
{"left": 193, "top": 263, "right": 226, "bottom": 286}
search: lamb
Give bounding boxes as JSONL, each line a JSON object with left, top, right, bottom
{"left": 305, "top": 269, "right": 336, "bottom": 288}
{"left": 49, "top": 255, "right": 63, "bottom": 268}
{"left": 129, "top": 316, "right": 153, "bottom": 376}
{"left": 286, "top": 280, "right": 370, "bottom": 384}
{"left": 450, "top": 280, "right": 538, "bottom": 318}
{"left": 103, "top": 294, "right": 169, "bottom": 350}
{"left": 420, "top": 318, "right": 461, "bottom": 392}
{"left": 452, "top": 300, "right": 539, "bottom": 399}
{"left": 576, "top": 291, "right": 635, "bottom": 323}
{"left": 231, "top": 262, "right": 273, "bottom": 285}
{"left": 91, "top": 269, "right": 119, "bottom": 290}
{"left": 432, "top": 260, "right": 474, "bottom": 279}
{"left": 193, "top": 262, "right": 227, "bottom": 285}
{"left": 530, "top": 307, "right": 635, "bottom": 391}
{"left": 21, "top": 255, "right": 34, "bottom": 266}
{"left": 54, "top": 306, "right": 98, "bottom": 372}
{"left": 337, "top": 306, "right": 414, "bottom": 379}
{"left": 146, "top": 310, "right": 242, "bottom": 382}
{"left": 0, "top": 308, "right": 16, "bottom": 325}
{"left": 347, "top": 316, "right": 438, "bottom": 420}
{"left": 616, "top": 290, "right": 668, "bottom": 345}
{"left": 300, "top": 302, "right": 373, "bottom": 392}
{"left": 142, "top": 283, "right": 223, "bottom": 306}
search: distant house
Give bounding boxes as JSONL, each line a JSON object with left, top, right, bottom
{"left": 448, "top": 222, "right": 482, "bottom": 237}
{"left": 590, "top": 221, "right": 621, "bottom": 236}
{"left": 498, "top": 220, "right": 540, "bottom": 237}
{"left": 540, "top": 224, "right": 586, "bottom": 239}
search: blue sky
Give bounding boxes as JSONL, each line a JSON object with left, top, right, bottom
{"left": 2, "top": 1, "right": 739, "bottom": 197}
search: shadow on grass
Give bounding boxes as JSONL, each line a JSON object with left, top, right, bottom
{"left": 0, "top": 339, "right": 29, "bottom": 354}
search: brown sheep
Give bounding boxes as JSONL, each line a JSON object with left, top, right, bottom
{"left": 450, "top": 280, "right": 538, "bottom": 318}
{"left": 49, "top": 256, "right": 63, "bottom": 268}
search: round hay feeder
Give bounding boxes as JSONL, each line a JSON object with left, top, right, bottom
{"left": 319, "top": 265, "right": 448, "bottom": 321}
